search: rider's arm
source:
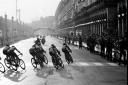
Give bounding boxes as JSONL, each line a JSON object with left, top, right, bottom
{"left": 41, "top": 47, "right": 46, "bottom": 53}
{"left": 14, "top": 47, "right": 22, "bottom": 54}
{"left": 56, "top": 49, "right": 61, "bottom": 56}
{"left": 67, "top": 46, "right": 72, "bottom": 52}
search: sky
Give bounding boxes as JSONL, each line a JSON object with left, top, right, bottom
{"left": 0, "top": 0, "right": 61, "bottom": 23}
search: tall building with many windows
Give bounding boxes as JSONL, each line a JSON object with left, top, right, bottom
{"left": 55, "top": 0, "right": 127, "bottom": 39}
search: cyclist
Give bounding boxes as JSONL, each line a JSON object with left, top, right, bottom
{"left": 9, "top": 46, "right": 22, "bottom": 64}
{"left": 30, "top": 42, "right": 46, "bottom": 65}
{"left": 35, "top": 37, "right": 41, "bottom": 45}
{"left": 41, "top": 36, "right": 46, "bottom": 45}
{"left": 49, "top": 44, "right": 61, "bottom": 65}
{"left": 3, "top": 45, "right": 22, "bottom": 66}
{"left": 62, "top": 43, "right": 73, "bottom": 64}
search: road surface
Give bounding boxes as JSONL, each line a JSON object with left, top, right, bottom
{"left": 0, "top": 36, "right": 127, "bottom": 85}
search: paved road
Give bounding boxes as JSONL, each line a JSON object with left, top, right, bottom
{"left": 0, "top": 36, "right": 127, "bottom": 85}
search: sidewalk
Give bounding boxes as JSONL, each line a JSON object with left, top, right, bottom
{"left": 57, "top": 37, "right": 101, "bottom": 53}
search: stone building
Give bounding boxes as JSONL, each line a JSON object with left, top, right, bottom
{"left": 55, "top": 0, "right": 127, "bottom": 40}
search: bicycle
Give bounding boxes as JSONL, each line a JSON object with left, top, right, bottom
{"left": 31, "top": 53, "right": 48, "bottom": 68}
{"left": 52, "top": 53, "right": 64, "bottom": 70}
{"left": 4, "top": 54, "right": 26, "bottom": 71}
{"left": 65, "top": 53, "right": 73, "bottom": 64}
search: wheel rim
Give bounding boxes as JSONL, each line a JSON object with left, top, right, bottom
{"left": 31, "top": 58, "right": 37, "bottom": 68}
{"left": 44, "top": 56, "right": 48, "bottom": 64}
{"left": 4, "top": 58, "right": 11, "bottom": 68}
{"left": 0, "top": 62, "right": 5, "bottom": 73}
{"left": 20, "top": 59, "right": 26, "bottom": 70}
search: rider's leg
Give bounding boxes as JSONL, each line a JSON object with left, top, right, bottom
{"left": 11, "top": 52, "right": 19, "bottom": 65}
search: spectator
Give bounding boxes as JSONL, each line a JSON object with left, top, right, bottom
{"left": 100, "top": 36, "right": 105, "bottom": 56}
{"left": 78, "top": 34, "right": 83, "bottom": 49}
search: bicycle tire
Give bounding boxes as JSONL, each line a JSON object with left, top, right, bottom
{"left": 4, "top": 58, "right": 11, "bottom": 68}
{"left": 58, "top": 57, "right": 64, "bottom": 69}
{"left": 31, "top": 58, "right": 37, "bottom": 68}
{"left": 43, "top": 55, "right": 48, "bottom": 64}
{"left": 69, "top": 55, "right": 73, "bottom": 63}
{"left": 0, "top": 62, "right": 5, "bottom": 73}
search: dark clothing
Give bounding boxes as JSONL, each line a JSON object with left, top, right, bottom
{"left": 49, "top": 47, "right": 60, "bottom": 57}
{"left": 29, "top": 47, "right": 36, "bottom": 58}
{"left": 62, "top": 45, "right": 72, "bottom": 53}
{"left": 62, "top": 45, "right": 73, "bottom": 63}
{"left": 106, "top": 38, "right": 113, "bottom": 60}
{"left": 78, "top": 37, "right": 83, "bottom": 49}
{"left": 87, "top": 36, "right": 96, "bottom": 53}
{"left": 30, "top": 44, "right": 46, "bottom": 64}
{"left": 100, "top": 37, "right": 105, "bottom": 55}
{"left": 41, "top": 38, "right": 45, "bottom": 45}
{"left": 119, "top": 39, "right": 127, "bottom": 65}
{"left": 49, "top": 47, "right": 61, "bottom": 65}
{"left": 3, "top": 46, "right": 10, "bottom": 55}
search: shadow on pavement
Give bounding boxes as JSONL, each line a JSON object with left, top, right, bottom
{"left": 71, "top": 65, "right": 86, "bottom": 73}
{"left": 4, "top": 69, "right": 27, "bottom": 82}
{"left": 57, "top": 67, "right": 74, "bottom": 80}
{"left": 35, "top": 66, "right": 54, "bottom": 79}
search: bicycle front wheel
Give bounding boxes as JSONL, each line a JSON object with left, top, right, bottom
{"left": 19, "top": 59, "right": 26, "bottom": 70}
{"left": 44, "top": 55, "right": 48, "bottom": 64}
{"left": 4, "top": 58, "right": 11, "bottom": 68}
{"left": 31, "top": 58, "right": 37, "bottom": 68}
{"left": 0, "top": 62, "right": 5, "bottom": 73}
{"left": 58, "top": 57, "right": 64, "bottom": 69}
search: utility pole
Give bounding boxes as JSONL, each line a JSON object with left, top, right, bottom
{"left": 16, "top": 0, "right": 18, "bottom": 20}
{"left": 15, "top": 0, "right": 18, "bottom": 41}
{"left": 11, "top": 16, "right": 14, "bottom": 43}
{"left": 5, "top": 14, "right": 8, "bottom": 44}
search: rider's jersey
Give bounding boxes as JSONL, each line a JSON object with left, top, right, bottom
{"left": 8, "top": 46, "right": 16, "bottom": 52}
{"left": 35, "top": 44, "right": 45, "bottom": 53}
{"left": 29, "top": 46, "right": 36, "bottom": 55}
{"left": 62, "top": 45, "right": 71, "bottom": 53}
{"left": 49, "top": 47, "right": 60, "bottom": 56}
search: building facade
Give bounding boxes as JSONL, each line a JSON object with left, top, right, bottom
{"left": 0, "top": 15, "right": 33, "bottom": 47}
{"left": 55, "top": 0, "right": 127, "bottom": 40}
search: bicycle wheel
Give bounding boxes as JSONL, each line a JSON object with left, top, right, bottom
{"left": 58, "top": 58, "right": 64, "bottom": 69}
{"left": 19, "top": 59, "right": 26, "bottom": 70}
{"left": 69, "top": 55, "right": 73, "bottom": 63}
{"left": 65, "top": 57, "right": 70, "bottom": 64}
{"left": 43, "top": 55, "right": 48, "bottom": 64}
{"left": 4, "top": 58, "right": 11, "bottom": 68}
{"left": 31, "top": 58, "right": 37, "bottom": 68}
{"left": 0, "top": 62, "right": 5, "bottom": 73}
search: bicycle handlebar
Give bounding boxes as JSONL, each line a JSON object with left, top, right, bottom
{"left": 18, "top": 53, "right": 23, "bottom": 56}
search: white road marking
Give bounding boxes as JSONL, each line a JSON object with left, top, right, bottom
{"left": 106, "top": 63, "right": 119, "bottom": 66}
{"left": 93, "top": 62, "right": 104, "bottom": 66}
{"left": 26, "top": 62, "right": 118, "bottom": 67}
